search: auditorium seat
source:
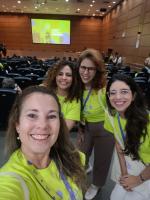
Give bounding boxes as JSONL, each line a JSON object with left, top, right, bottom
{"left": 0, "top": 89, "right": 17, "bottom": 130}
{"left": 14, "top": 76, "right": 32, "bottom": 89}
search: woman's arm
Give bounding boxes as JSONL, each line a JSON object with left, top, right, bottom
{"left": 115, "top": 141, "right": 127, "bottom": 176}
{"left": 119, "top": 166, "right": 150, "bottom": 191}
{"left": 65, "top": 119, "right": 76, "bottom": 132}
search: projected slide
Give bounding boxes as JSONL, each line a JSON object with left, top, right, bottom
{"left": 31, "top": 19, "right": 70, "bottom": 44}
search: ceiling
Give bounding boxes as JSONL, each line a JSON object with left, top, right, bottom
{"left": 0, "top": 0, "right": 122, "bottom": 17}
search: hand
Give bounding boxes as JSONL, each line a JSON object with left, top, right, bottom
{"left": 76, "top": 132, "right": 84, "bottom": 148}
{"left": 119, "top": 174, "right": 141, "bottom": 191}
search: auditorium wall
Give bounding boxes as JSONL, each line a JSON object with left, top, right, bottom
{"left": 101, "top": 0, "right": 150, "bottom": 65}
{"left": 0, "top": 14, "right": 102, "bottom": 59}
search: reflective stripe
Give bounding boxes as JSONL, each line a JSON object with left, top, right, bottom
{"left": 0, "top": 171, "right": 29, "bottom": 200}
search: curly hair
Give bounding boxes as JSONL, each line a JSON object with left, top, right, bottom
{"left": 6, "top": 86, "right": 86, "bottom": 191}
{"left": 77, "top": 48, "right": 106, "bottom": 90}
{"left": 43, "top": 60, "right": 80, "bottom": 102}
{"left": 106, "top": 74, "right": 149, "bottom": 160}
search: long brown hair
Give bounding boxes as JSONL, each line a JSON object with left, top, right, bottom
{"left": 77, "top": 48, "right": 106, "bottom": 90}
{"left": 6, "top": 86, "right": 86, "bottom": 190}
{"left": 43, "top": 60, "right": 80, "bottom": 102}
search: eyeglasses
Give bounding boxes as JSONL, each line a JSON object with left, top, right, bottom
{"left": 80, "top": 66, "right": 96, "bottom": 72}
{"left": 108, "top": 89, "right": 131, "bottom": 97}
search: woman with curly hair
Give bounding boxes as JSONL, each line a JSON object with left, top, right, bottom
{"left": 0, "top": 86, "right": 86, "bottom": 200}
{"left": 105, "top": 74, "right": 150, "bottom": 200}
{"left": 43, "top": 60, "right": 80, "bottom": 132}
{"left": 77, "top": 48, "right": 114, "bottom": 200}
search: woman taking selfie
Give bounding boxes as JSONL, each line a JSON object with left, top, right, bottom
{"left": 0, "top": 86, "right": 85, "bottom": 200}
{"left": 77, "top": 48, "right": 114, "bottom": 200}
{"left": 43, "top": 60, "right": 80, "bottom": 132}
{"left": 105, "top": 74, "right": 150, "bottom": 200}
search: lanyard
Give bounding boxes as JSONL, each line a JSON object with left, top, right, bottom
{"left": 29, "top": 160, "right": 77, "bottom": 200}
{"left": 117, "top": 113, "right": 126, "bottom": 144}
{"left": 81, "top": 88, "right": 92, "bottom": 111}
{"left": 59, "top": 171, "right": 76, "bottom": 200}
{"left": 54, "top": 159, "right": 76, "bottom": 200}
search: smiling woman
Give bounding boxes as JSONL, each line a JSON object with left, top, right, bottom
{"left": 104, "top": 74, "right": 150, "bottom": 200}
{"left": 77, "top": 48, "right": 115, "bottom": 200}
{"left": 0, "top": 86, "right": 86, "bottom": 200}
{"left": 43, "top": 60, "right": 81, "bottom": 132}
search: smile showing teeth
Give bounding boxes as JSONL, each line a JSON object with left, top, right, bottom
{"left": 31, "top": 134, "right": 50, "bottom": 140}
{"left": 115, "top": 102, "right": 124, "bottom": 105}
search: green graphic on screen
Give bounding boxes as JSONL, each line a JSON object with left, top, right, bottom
{"left": 31, "top": 19, "right": 70, "bottom": 44}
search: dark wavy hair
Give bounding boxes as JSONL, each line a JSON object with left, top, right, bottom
{"left": 106, "top": 74, "right": 149, "bottom": 160}
{"left": 6, "top": 86, "right": 86, "bottom": 190}
{"left": 77, "top": 48, "right": 106, "bottom": 91}
{"left": 43, "top": 60, "right": 80, "bottom": 102}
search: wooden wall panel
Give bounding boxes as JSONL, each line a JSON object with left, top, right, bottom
{"left": 101, "top": 0, "right": 150, "bottom": 65}
{"left": 0, "top": 14, "right": 102, "bottom": 58}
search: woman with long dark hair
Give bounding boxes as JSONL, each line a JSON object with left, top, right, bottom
{"left": 105, "top": 74, "right": 150, "bottom": 200}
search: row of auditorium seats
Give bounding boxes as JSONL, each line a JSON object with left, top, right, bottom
{"left": 0, "top": 58, "right": 149, "bottom": 130}
{"left": 0, "top": 76, "right": 45, "bottom": 89}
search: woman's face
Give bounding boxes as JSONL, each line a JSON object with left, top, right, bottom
{"left": 56, "top": 65, "right": 73, "bottom": 92}
{"left": 16, "top": 92, "right": 60, "bottom": 158}
{"left": 108, "top": 80, "right": 134, "bottom": 116}
{"left": 79, "top": 58, "right": 96, "bottom": 88}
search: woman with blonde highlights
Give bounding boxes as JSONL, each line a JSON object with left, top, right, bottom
{"left": 0, "top": 86, "right": 86, "bottom": 200}
{"left": 77, "top": 48, "right": 114, "bottom": 200}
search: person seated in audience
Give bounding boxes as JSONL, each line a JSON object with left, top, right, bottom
{"left": 43, "top": 60, "right": 81, "bottom": 132}
{"left": 143, "top": 53, "right": 150, "bottom": 74}
{"left": 0, "top": 62, "right": 4, "bottom": 70}
{"left": 112, "top": 52, "right": 119, "bottom": 65}
{"left": 2, "top": 77, "right": 22, "bottom": 94}
{"left": 0, "top": 86, "right": 86, "bottom": 200}
{"left": 104, "top": 74, "right": 150, "bottom": 200}
{"left": 144, "top": 53, "right": 150, "bottom": 67}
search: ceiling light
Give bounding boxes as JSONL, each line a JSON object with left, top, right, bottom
{"left": 65, "top": 0, "right": 69, "bottom": 2}
{"left": 113, "top": 1, "right": 116, "bottom": 3}
{"left": 92, "top": 13, "right": 95, "bottom": 16}
{"left": 17, "top": 0, "right": 21, "bottom": 4}
{"left": 77, "top": 8, "right": 80, "bottom": 11}
{"left": 92, "top": 0, "right": 95, "bottom": 3}
{"left": 90, "top": 4, "right": 93, "bottom": 7}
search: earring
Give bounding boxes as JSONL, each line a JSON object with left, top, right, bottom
{"left": 17, "top": 136, "right": 20, "bottom": 140}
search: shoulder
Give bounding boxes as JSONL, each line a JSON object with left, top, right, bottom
{"left": 78, "top": 151, "right": 86, "bottom": 166}
{"left": 0, "top": 171, "right": 27, "bottom": 200}
{"left": 0, "top": 150, "right": 31, "bottom": 179}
